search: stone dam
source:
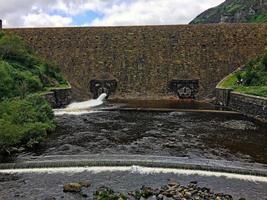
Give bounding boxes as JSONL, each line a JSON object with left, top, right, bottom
{"left": 4, "top": 23, "right": 267, "bottom": 100}
{"left": 1, "top": 23, "right": 267, "bottom": 200}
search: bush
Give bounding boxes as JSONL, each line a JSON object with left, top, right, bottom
{"left": 236, "top": 53, "right": 267, "bottom": 87}
{"left": 0, "top": 32, "right": 66, "bottom": 100}
{"left": 0, "top": 34, "right": 28, "bottom": 61}
{"left": 0, "top": 61, "right": 14, "bottom": 98}
{"left": 0, "top": 61, "right": 44, "bottom": 99}
{"left": 243, "top": 69, "right": 258, "bottom": 86}
{"left": 14, "top": 70, "right": 43, "bottom": 93}
{"left": 0, "top": 32, "right": 68, "bottom": 100}
{"left": 0, "top": 32, "right": 67, "bottom": 155}
{"left": 0, "top": 95, "right": 55, "bottom": 153}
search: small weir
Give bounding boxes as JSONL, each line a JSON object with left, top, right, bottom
{"left": 1, "top": 163, "right": 267, "bottom": 199}
{"left": 1, "top": 166, "right": 267, "bottom": 183}
{"left": 1, "top": 154, "right": 267, "bottom": 179}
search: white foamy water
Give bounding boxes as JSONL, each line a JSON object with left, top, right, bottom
{"left": 54, "top": 93, "right": 107, "bottom": 116}
{"left": 1, "top": 166, "right": 267, "bottom": 183}
{"left": 54, "top": 110, "right": 102, "bottom": 116}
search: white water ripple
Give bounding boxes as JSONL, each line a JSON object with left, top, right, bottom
{"left": 1, "top": 166, "right": 267, "bottom": 183}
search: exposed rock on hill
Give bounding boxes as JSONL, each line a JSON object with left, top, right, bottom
{"left": 190, "top": 0, "right": 267, "bottom": 24}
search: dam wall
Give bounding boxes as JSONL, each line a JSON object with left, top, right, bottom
{"left": 4, "top": 24, "right": 267, "bottom": 100}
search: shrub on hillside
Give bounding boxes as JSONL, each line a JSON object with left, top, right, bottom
{"left": 0, "top": 95, "right": 55, "bottom": 153}
{"left": 0, "top": 32, "right": 68, "bottom": 156}
{"left": 0, "top": 32, "right": 67, "bottom": 100}
{"left": 0, "top": 61, "right": 43, "bottom": 99}
{"left": 0, "top": 61, "right": 14, "bottom": 98}
{"left": 236, "top": 53, "right": 267, "bottom": 86}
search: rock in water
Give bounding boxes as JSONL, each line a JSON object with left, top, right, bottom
{"left": 63, "top": 183, "right": 82, "bottom": 193}
{"left": 79, "top": 180, "right": 91, "bottom": 188}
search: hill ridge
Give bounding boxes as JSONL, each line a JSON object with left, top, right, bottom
{"left": 190, "top": 0, "right": 267, "bottom": 24}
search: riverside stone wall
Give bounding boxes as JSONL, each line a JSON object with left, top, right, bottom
{"left": 43, "top": 87, "right": 72, "bottom": 108}
{"left": 216, "top": 88, "right": 267, "bottom": 122}
{"left": 5, "top": 24, "right": 267, "bottom": 100}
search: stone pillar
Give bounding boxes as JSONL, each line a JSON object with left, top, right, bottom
{"left": 215, "top": 88, "right": 233, "bottom": 107}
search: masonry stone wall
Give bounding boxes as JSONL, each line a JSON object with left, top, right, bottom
{"left": 229, "top": 92, "right": 267, "bottom": 122}
{"left": 216, "top": 88, "right": 267, "bottom": 122}
{"left": 43, "top": 87, "right": 72, "bottom": 108}
{"left": 5, "top": 24, "right": 267, "bottom": 100}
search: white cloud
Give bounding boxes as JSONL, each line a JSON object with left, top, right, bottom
{"left": 90, "top": 0, "right": 224, "bottom": 26}
{"left": 0, "top": 0, "right": 73, "bottom": 27}
{"left": 23, "top": 12, "right": 72, "bottom": 27}
{"left": 52, "top": 0, "right": 111, "bottom": 15}
{"left": 0, "top": 0, "right": 224, "bottom": 28}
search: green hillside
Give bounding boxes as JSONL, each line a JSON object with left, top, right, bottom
{"left": 191, "top": 0, "right": 267, "bottom": 24}
{"left": 0, "top": 33, "right": 66, "bottom": 100}
{"left": 219, "top": 53, "right": 267, "bottom": 97}
{"left": 0, "top": 32, "right": 67, "bottom": 155}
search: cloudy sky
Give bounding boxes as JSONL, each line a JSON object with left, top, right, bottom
{"left": 0, "top": 0, "right": 224, "bottom": 28}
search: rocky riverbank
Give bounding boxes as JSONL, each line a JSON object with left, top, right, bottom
{"left": 1, "top": 169, "right": 266, "bottom": 200}
{"left": 47, "top": 179, "right": 246, "bottom": 200}
{"left": 93, "top": 181, "right": 239, "bottom": 200}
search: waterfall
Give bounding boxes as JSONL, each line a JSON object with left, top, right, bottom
{"left": 54, "top": 93, "right": 107, "bottom": 116}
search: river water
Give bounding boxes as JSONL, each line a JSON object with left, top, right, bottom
{"left": 1, "top": 100, "right": 267, "bottom": 199}
{"left": 24, "top": 107, "right": 267, "bottom": 166}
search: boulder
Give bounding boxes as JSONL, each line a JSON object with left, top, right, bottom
{"left": 63, "top": 183, "right": 82, "bottom": 193}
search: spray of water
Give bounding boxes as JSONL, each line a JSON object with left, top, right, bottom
{"left": 54, "top": 93, "right": 107, "bottom": 116}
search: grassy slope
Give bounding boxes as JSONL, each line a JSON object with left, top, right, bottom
{"left": 219, "top": 54, "right": 267, "bottom": 97}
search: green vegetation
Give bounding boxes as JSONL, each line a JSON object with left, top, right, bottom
{"left": 225, "top": 3, "right": 244, "bottom": 14}
{"left": 0, "top": 95, "right": 55, "bottom": 153}
{"left": 0, "top": 33, "right": 67, "bottom": 100}
{"left": 219, "top": 53, "right": 267, "bottom": 97}
{"left": 249, "top": 13, "right": 267, "bottom": 23}
{"left": 190, "top": 0, "right": 267, "bottom": 24}
{"left": 94, "top": 187, "right": 127, "bottom": 200}
{"left": 0, "top": 32, "right": 66, "bottom": 154}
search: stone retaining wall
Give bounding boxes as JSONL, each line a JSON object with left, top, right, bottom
{"left": 216, "top": 88, "right": 267, "bottom": 122}
{"left": 43, "top": 87, "right": 72, "bottom": 108}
